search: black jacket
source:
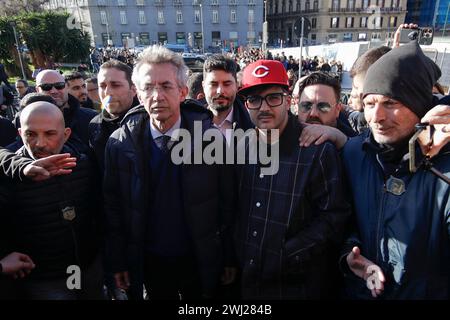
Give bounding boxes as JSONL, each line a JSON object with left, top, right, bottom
{"left": 88, "top": 96, "right": 140, "bottom": 171}
{"left": 103, "top": 102, "right": 235, "bottom": 299}
{"left": 231, "top": 97, "right": 254, "bottom": 131}
{"left": 0, "top": 145, "right": 100, "bottom": 280}
{"left": 0, "top": 117, "right": 17, "bottom": 147}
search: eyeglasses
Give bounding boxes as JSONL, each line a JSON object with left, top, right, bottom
{"left": 38, "top": 82, "right": 66, "bottom": 91}
{"left": 298, "top": 101, "right": 333, "bottom": 113}
{"left": 244, "top": 92, "right": 289, "bottom": 110}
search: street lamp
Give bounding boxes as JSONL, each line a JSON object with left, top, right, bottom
{"left": 262, "top": 0, "right": 268, "bottom": 52}
{"left": 9, "top": 21, "right": 26, "bottom": 80}
{"left": 200, "top": 3, "right": 205, "bottom": 54}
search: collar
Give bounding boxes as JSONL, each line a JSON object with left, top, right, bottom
{"left": 213, "top": 106, "right": 234, "bottom": 129}
{"left": 149, "top": 115, "right": 181, "bottom": 140}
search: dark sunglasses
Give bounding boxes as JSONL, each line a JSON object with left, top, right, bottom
{"left": 299, "top": 101, "right": 333, "bottom": 113}
{"left": 39, "top": 82, "right": 66, "bottom": 91}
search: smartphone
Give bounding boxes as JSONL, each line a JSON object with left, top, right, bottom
{"left": 399, "top": 27, "right": 434, "bottom": 45}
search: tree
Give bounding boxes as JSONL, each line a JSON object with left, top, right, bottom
{"left": 0, "top": 0, "right": 46, "bottom": 16}
{"left": 0, "top": 11, "right": 91, "bottom": 75}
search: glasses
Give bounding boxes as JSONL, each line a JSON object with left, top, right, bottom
{"left": 244, "top": 92, "right": 288, "bottom": 110}
{"left": 39, "top": 82, "right": 66, "bottom": 91}
{"left": 298, "top": 101, "right": 333, "bottom": 113}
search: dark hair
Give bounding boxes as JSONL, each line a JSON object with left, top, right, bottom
{"left": 64, "top": 71, "right": 85, "bottom": 82}
{"left": 350, "top": 46, "right": 391, "bottom": 78}
{"left": 19, "top": 93, "right": 57, "bottom": 110}
{"left": 203, "top": 54, "right": 238, "bottom": 81}
{"left": 187, "top": 72, "right": 204, "bottom": 99}
{"left": 297, "top": 72, "right": 341, "bottom": 102}
{"left": 100, "top": 59, "right": 133, "bottom": 87}
{"left": 85, "top": 77, "right": 98, "bottom": 85}
{"left": 16, "top": 79, "right": 29, "bottom": 87}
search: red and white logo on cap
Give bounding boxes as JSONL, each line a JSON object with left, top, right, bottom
{"left": 251, "top": 65, "right": 270, "bottom": 78}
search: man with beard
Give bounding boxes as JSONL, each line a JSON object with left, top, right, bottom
{"left": 297, "top": 72, "right": 356, "bottom": 149}
{"left": 65, "top": 72, "right": 100, "bottom": 111}
{"left": 202, "top": 54, "right": 253, "bottom": 144}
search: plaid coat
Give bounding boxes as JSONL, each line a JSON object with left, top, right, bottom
{"left": 235, "top": 113, "right": 351, "bottom": 299}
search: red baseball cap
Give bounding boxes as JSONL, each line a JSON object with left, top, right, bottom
{"left": 239, "top": 60, "right": 289, "bottom": 95}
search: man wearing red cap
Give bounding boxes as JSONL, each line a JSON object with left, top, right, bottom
{"left": 234, "top": 60, "right": 351, "bottom": 299}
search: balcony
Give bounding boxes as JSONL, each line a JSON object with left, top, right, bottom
{"left": 268, "top": 8, "right": 319, "bottom": 19}
{"left": 328, "top": 7, "right": 403, "bottom": 13}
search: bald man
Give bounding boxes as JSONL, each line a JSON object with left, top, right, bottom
{"left": 19, "top": 102, "right": 71, "bottom": 159}
{"left": 0, "top": 100, "right": 103, "bottom": 300}
{"left": 33, "top": 70, "right": 97, "bottom": 154}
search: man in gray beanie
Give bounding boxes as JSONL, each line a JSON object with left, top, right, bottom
{"left": 339, "top": 41, "right": 449, "bottom": 300}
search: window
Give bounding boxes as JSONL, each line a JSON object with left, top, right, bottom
{"left": 343, "top": 32, "right": 353, "bottom": 41}
{"left": 176, "top": 32, "right": 185, "bottom": 44}
{"left": 331, "top": 0, "right": 340, "bottom": 10}
{"left": 330, "top": 17, "right": 339, "bottom": 28}
{"left": 328, "top": 33, "right": 338, "bottom": 43}
{"left": 305, "top": 1, "right": 310, "bottom": 11}
{"left": 313, "top": 0, "right": 318, "bottom": 10}
{"left": 194, "top": 9, "right": 200, "bottom": 23}
{"left": 100, "top": 10, "right": 107, "bottom": 24}
{"left": 358, "top": 32, "right": 367, "bottom": 40}
{"left": 176, "top": 10, "right": 183, "bottom": 23}
{"left": 118, "top": 0, "right": 126, "bottom": 6}
{"left": 362, "top": 0, "right": 369, "bottom": 8}
{"left": 360, "top": 16, "right": 368, "bottom": 27}
{"left": 248, "top": 0, "right": 255, "bottom": 4}
{"left": 389, "top": 16, "right": 397, "bottom": 27}
{"left": 157, "top": 10, "right": 165, "bottom": 24}
{"left": 229, "top": 0, "right": 237, "bottom": 5}
{"left": 248, "top": 9, "right": 254, "bottom": 23}
{"left": 120, "top": 11, "right": 127, "bottom": 24}
{"left": 212, "top": 10, "right": 219, "bottom": 23}
{"left": 392, "top": 0, "right": 400, "bottom": 8}
{"left": 136, "top": 0, "right": 145, "bottom": 5}
{"left": 211, "top": 0, "right": 219, "bottom": 4}
{"left": 374, "top": 16, "right": 382, "bottom": 28}
{"left": 371, "top": 32, "right": 381, "bottom": 40}
{"left": 97, "top": 0, "right": 106, "bottom": 5}
{"left": 138, "top": 10, "right": 146, "bottom": 24}
{"left": 347, "top": 0, "right": 355, "bottom": 10}
{"left": 386, "top": 31, "right": 394, "bottom": 40}
{"left": 346, "top": 17, "right": 354, "bottom": 28}
{"left": 311, "top": 17, "right": 317, "bottom": 28}
{"left": 230, "top": 9, "right": 237, "bottom": 23}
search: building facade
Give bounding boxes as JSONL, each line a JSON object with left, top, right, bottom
{"left": 46, "top": 0, "right": 263, "bottom": 51}
{"left": 267, "top": 0, "right": 407, "bottom": 46}
{"left": 405, "top": 0, "right": 450, "bottom": 36}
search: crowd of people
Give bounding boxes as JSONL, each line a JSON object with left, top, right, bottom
{"left": 0, "top": 25, "right": 449, "bottom": 301}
